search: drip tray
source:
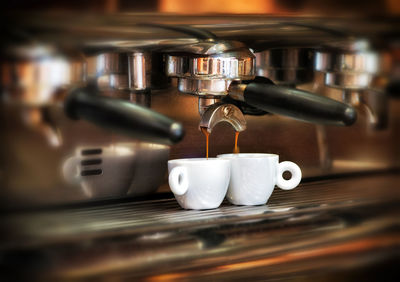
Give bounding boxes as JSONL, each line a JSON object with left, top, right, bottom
{"left": 1, "top": 172, "right": 400, "bottom": 281}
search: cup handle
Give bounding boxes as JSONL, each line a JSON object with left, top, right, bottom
{"left": 168, "top": 166, "right": 189, "bottom": 196}
{"left": 276, "top": 161, "right": 302, "bottom": 190}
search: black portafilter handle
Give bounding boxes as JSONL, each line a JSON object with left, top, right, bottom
{"left": 233, "top": 77, "right": 357, "bottom": 126}
{"left": 65, "top": 87, "right": 185, "bottom": 145}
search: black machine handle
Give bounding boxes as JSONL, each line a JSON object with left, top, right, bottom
{"left": 241, "top": 78, "right": 357, "bottom": 126}
{"left": 386, "top": 80, "right": 400, "bottom": 98}
{"left": 65, "top": 87, "right": 184, "bottom": 145}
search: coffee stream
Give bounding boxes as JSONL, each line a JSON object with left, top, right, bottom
{"left": 200, "top": 127, "right": 210, "bottom": 159}
{"left": 234, "top": 131, "right": 240, "bottom": 154}
{"left": 201, "top": 127, "right": 240, "bottom": 159}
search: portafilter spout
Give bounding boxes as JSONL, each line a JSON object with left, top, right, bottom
{"left": 199, "top": 103, "right": 247, "bottom": 133}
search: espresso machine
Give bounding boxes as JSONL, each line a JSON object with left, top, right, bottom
{"left": 1, "top": 12, "right": 399, "bottom": 281}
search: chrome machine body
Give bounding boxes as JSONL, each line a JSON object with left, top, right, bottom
{"left": 1, "top": 13, "right": 400, "bottom": 281}
{"left": 1, "top": 14, "right": 399, "bottom": 208}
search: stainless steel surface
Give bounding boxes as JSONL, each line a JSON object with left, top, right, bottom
{"left": 1, "top": 13, "right": 400, "bottom": 208}
{"left": 315, "top": 51, "right": 379, "bottom": 75}
{"left": 128, "top": 52, "right": 151, "bottom": 91}
{"left": 60, "top": 142, "right": 170, "bottom": 198}
{"left": 199, "top": 103, "right": 246, "bottom": 133}
{"left": 314, "top": 41, "right": 379, "bottom": 73}
{"left": 0, "top": 90, "right": 171, "bottom": 207}
{"left": 312, "top": 39, "right": 391, "bottom": 130}
{"left": 324, "top": 72, "right": 373, "bottom": 89}
{"left": 1, "top": 51, "right": 84, "bottom": 106}
{"left": 256, "top": 48, "right": 314, "bottom": 86}
{"left": 228, "top": 82, "right": 246, "bottom": 101}
{"left": 166, "top": 41, "right": 255, "bottom": 96}
{"left": 166, "top": 46, "right": 255, "bottom": 80}
{"left": 1, "top": 9, "right": 400, "bottom": 282}
{"left": 198, "top": 97, "right": 221, "bottom": 115}
{"left": 314, "top": 40, "right": 380, "bottom": 90}
{"left": 90, "top": 52, "right": 129, "bottom": 90}
{"left": 2, "top": 172, "right": 399, "bottom": 280}
{"left": 177, "top": 77, "right": 231, "bottom": 96}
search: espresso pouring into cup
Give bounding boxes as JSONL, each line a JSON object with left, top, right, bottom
{"left": 168, "top": 153, "right": 301, "bottom": 209}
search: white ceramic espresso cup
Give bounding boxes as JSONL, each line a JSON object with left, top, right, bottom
{"left": 168, "top": 158, "right": 231, "bottom": 210}
{"left": 217, "top": 153, "right": 302, "bottom": 205}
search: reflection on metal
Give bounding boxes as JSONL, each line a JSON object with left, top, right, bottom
{"left": 166, "top": 41, "right": 255, "bottom": 96}
{"left": 21, "top": 107, "right": 63, "bottom": 147}
{"left": 1, "top": 14, "right": 399, "bottom": 208}
{"left": 256, "top": 48, "right": 314, "bottom": 86}
{"left": 1, "top": 173, "right": 399, "bottom": 280}
{"left": 315, "top": 124, "right": 331, "bottom": 171}
{"left": 313, "top": 40, "right": 389, "bottom": 129}
{"left": 61, "top": 142, "right": 169, "bottom": 198}
{"left": 62, "top": 144, "right": 135, "bottom": 198}
{"left": 314, "top": 41, "right": 379, "bottom": 85}
{"left": 199, "top": 103, "right": 246, "bottom": 133}
{"left": 341, "top": 89, "right": 386, "bottom": 129}
{"left": 88, "top": 52, "right": 154, "bottom": 91}
{"left": 178, "top": 77, "right": 231, "bottom": 96}
{"left": 0, "top": 12, "right": 399, "bottom": 282}
{"left": 1, "top": 53, "right": 84, "bottom": 105}
{"left": 90, "top": 52, "right": 129, "bottom": 90}
{"left": 198, "top": 97, "right": 221, "bottom": 115}
{"left": 128, "top": 52, "right": 151, "bottom": 91}
{"left": 332, "top": 159, "right": 392, "bottom": 169}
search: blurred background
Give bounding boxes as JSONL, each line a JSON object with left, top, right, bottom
{"left": 1, "top": 0, "right": 399, "bottom": 281}
{"left": 2, "top": 0, "right": 400, "bottom": 15}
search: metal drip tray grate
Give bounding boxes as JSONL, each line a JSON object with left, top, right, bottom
{"left": 2, "top": 172, "right": 399, "bottom": 248}
{"left": 1, "top": 172, "right": 399, "bottom": 281}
